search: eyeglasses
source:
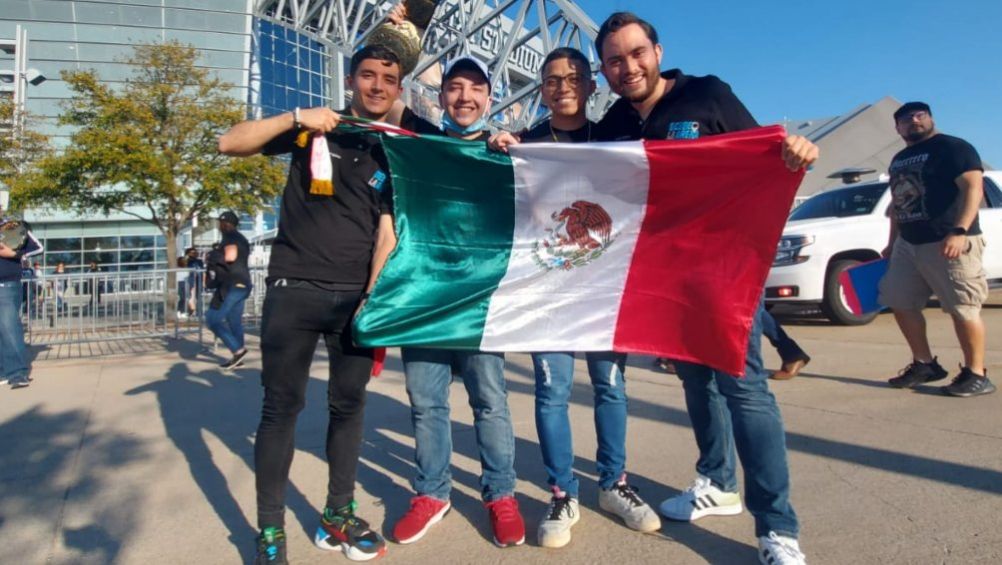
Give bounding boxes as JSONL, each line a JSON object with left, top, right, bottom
{"left": 542, "top": 73, "right": 586, "bottom": 90}
{"left": 896, "top": 110, "right": 929, "bottom": 123}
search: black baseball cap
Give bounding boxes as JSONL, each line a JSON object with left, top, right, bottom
{"left": 893, "top": 101, "right": 931, "bottom": 122}
{"left": 218, "top": 211, "right": 239, "bottom": 225}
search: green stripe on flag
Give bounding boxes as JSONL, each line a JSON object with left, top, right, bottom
{"left": 354, "top": 134, "right": 516, "bottom": 349}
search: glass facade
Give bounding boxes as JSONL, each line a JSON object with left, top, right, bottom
{"left": 256, "top": 18, "right": 332, "bottom": 117}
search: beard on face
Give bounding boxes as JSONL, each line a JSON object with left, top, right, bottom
{"left": 620, "top": 65, "right": 661, "bottom": 103}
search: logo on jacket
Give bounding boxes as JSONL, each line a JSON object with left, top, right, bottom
{"left": 667, "top": 121, "right": 700, "bottom": 140}
{"left": 532, "top": 200, "right": 616, "bottom": 271}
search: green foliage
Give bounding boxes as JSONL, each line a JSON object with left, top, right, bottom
{"left": 14, "top": 41, "right": 285, "bottom": 240}
{"left": 0, "top": 99, "right": 51, "bottom": 206}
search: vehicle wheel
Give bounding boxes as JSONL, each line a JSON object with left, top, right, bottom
{"left": 821, "top": 259, "right": 879, "bottom": 325}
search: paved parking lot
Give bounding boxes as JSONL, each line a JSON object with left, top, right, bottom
{"left": 2, "top": 302, "right": 1001, "bottom": 564}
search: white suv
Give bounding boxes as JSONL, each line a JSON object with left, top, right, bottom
{"left": 765, "top": 171, "right": 1002, "bottom": 325}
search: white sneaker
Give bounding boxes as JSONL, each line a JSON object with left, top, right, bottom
{"left": 659, "top": 475, "right": 743, "bottom": 521}
{"left": 598, "top": 477, "right": 661, "bottom": 532}
{"left": 537, "top": 491, "right": 579, "bottom": 548}
{"left": 759, "top": 531, "right": 806, "bottom": 565}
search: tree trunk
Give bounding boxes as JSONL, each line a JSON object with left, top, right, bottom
{"left": 164, "top": 227, "right": 178, "bottom": 324}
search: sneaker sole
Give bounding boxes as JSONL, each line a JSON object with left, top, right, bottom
{"left": 942, "top": 384, "right": 997, "bottom": 397}
{"left": 394, "top": 502, "right": 451, "bottom": 545}
{"left": 889, "top": 372, "right": 948, "bottom": 389}
{"left": 659, "top": 501, "right": 743, "bottom": 522}
{"left": 492, "top": 534, "right": 525, "bottom": 548}
{"left": 314, "top": 532, "right": 387, "bottom": 561}
{"left": 538, "top": 512, "right": 580, "bottom": 549}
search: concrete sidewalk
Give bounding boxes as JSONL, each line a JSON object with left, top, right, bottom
{"left": 2, "top": 306, "right": 1001, "bottom": 564}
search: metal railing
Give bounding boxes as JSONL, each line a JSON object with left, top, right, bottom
{"left": 17, "top": 268, "right": 269, "bottom": 347}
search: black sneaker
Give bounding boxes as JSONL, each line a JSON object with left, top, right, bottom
{"left": 314, "top": 501, "right": 387, "bottom": 561}
{"left": 220, "top": 348, "right": 248, "bottom": 370}
{"left": 888, "top": 358, "right": 948, "bottom": 388}
{"left": 942, "top": 368, "right": 996, "bottom": 397}
{"left": 9, "top": 376, "right": 30, "bottom": 389}
{"left": 255, "top": 527, "right": 288, "bottom": 565}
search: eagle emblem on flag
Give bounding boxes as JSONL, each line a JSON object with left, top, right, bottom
{"left": 531, "top": 200, "right": 616, "bottom": 271}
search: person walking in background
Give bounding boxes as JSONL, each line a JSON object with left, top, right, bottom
{"left": 205, "top": 211, "right": 251, "bottom": 370}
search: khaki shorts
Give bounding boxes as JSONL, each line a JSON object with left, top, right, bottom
{"left": 878, "top": 235, "right": 988, "bottom": 320}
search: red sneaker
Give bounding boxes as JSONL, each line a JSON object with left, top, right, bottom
{"left": 392, "top": 495, "right": 451, "bottom": 544}
{"left": 484, "top": 496, "right": 525, "bottom": 547}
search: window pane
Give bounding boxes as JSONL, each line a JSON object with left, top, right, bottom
{"left": 84, "top": 251, "right": 118, "bottom": 266}
{"left": 45, "top": 238, "right": 82, "bottom": 252}
{"left": 120, "top": 235, "right": 155, "bottom": 249}
{"left": 121, "top": 249, "right": 154, "bottom": 263}
{"left": 84, "top": 236, "right": 120, "bottom": 251}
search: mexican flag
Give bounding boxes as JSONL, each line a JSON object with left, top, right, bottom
{"left": 354, "top": 125, "right": 803, "bottom": 375}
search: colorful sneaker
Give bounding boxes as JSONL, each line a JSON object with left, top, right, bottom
{"left": 392, "top": 495, "right": 451, "bottom": 544}
{"left": 659, "top": 475, "right": 743, "bottom": 521}
{"left": 314, "top": 501, "right": 387, "bottom": 561}
{"left": 598, "top": 476, "right": 661, "bottom": 532}
{"left": 484, "top": 496, "right": 525, "bottom": 547}
{"left": 942, "top": 367, "right": 996, "bottom": 397}
{"left": 888, "top": 357, "right": 948, "bottom": 388}
{"left": 758, "top": 531, "right": 806, "bottom": 565}
{"left": 537, "top": 489, "right": 579, "bottom": 549}
{"left": 254, "top": 527, "right": 288, "bottom": 565}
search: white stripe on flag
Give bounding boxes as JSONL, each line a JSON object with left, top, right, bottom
{"left": 480, "top": 141, "right": 650, "bottom": 352}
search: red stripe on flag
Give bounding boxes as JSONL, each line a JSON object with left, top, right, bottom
{"left": 613, "top": 126, "right": 802, "bottom": 376}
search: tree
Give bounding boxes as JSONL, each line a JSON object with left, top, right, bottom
{"left": 0, "top": 99, "right": 51, "bottom": 207}
{"left": 15, "top": 41, "right": 285, "bottom": 318}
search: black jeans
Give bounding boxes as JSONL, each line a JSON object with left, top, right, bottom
{"left": 254, "top": 279, "right": 373, "bottom": 529}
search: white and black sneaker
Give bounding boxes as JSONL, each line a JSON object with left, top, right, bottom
{"left": 537, "top": 489, "right": 579, "bottom": 548}
{"left": 659, "top": 475, "right": 743, "bottom": 521}
{"left": 598, "top": 475, "right": 661, "bottom": 532}
{"left": 759, "top": 531, "right": 806, "bottom": 565}
{"left": 220, "top": 348, "right": 248, "bottom": 370}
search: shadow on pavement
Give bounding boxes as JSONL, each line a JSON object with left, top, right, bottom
{"left": 0, "top": 406, "right": 147, "bottom": 564}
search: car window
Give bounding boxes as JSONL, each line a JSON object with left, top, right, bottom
{"left": 789, "top": 183, "right": 888, "bottom": 221}
{"left": 983, "top": 177, "right": 1002, "bottom": 208}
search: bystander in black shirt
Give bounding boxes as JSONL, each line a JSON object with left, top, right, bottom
{"left": 221, "top": 229, "right": 252, "bottom": 288}
{"left": 888, "top": 133, "right": 983, "bottom": 245}
{"left": 262, "top": 107, "right": 437, "bottom": 288}
{"left": 597, "top": 69, "right": 758, "bottom": 142}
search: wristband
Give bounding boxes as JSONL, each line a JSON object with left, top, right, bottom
{"left": 293, "top": 107, "right": 301, "bottom": 130}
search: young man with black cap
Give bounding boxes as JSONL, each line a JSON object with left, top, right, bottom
{"left": 489, "top": 47, "right": 661, "bottom": 548}
{"left": 219, "top": 45, "right": 435, "bottom": 563}
{"left": 206, "top": 210, "right": 251, "bottom": 370}
{"left": 878, "top": 101, "right": 994, "bottom": 397}
{"left": 594, "top": 11, "right": 818, "bottom": 565}
{"left": 391, "top": 55, "right": 526, "bottom": 549}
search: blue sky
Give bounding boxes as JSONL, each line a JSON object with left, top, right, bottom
{"left": 573, "top": 0, "right": 1002, "bottom": 165}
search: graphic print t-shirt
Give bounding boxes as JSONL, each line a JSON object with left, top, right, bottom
{"left": 889, "top": 134, "right": 983, "bottom": 244}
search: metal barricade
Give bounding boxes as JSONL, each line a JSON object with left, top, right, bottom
{"left": 18, "top": 267, "right": 269, "bottom": 347}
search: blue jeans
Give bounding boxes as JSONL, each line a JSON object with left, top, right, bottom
{"left": 401, "top": 348, "right": 516, "bottom": 502}
{"left": 675, "top": 301, "right": 799, "bottom": 538}
{"left": 0, "top": 282, "right": 30, "bottom": 381}
{"left": 759, "top": 308, "right": 808, "bottom": 363}
{"left": 532, "top": 351, "right": 627, "bottom": 497}
{"left": 205, "top": 285, "right": 249, "bottom": 354}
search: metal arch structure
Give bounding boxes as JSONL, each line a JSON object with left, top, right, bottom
{"left": 253, "top": 0, "right": 616, "bottom": 130}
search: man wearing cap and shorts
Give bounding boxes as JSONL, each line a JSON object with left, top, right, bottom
{"left": 879, "top": 101, "right": 995, "bottom": 397}
{"left": 206, "top": 210, "right": 251, "bottom": 370}
{"left": 391, "top": 55, "right": 526, "bottom": 549}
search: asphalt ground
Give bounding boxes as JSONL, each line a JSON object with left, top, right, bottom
{"left": 2, "top": 301, "right": 1001, "bottom": 564}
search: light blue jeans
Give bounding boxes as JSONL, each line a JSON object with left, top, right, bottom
{"left": 532, "top": 351, "right": 627, "bottom": 497}
{"left": 674, "top": 300, "right": 799, "bottom": 538}
{"left": 401, "top": 348, "right": 516, "bottom": 502}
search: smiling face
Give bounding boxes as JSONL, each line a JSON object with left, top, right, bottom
{"left": 540, "top": 57, "right": 595, "bottom": 119}
{"left": 439, "top": 69, "right": 491, "bottom": 128}
{"left": 347, "top": 57, "right": 402, "bottom": 119}
{"left": 599, "top": 22, "right": 663, "bottom": 104}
